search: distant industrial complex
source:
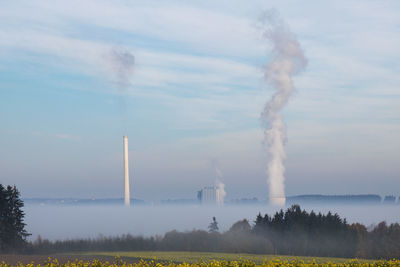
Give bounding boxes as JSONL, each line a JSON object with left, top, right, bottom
{"left": 24, "top": 194, "right": 400, "bottom": 206}
{"left": 23, "top": 137, "right": 399, "bottom": 207}
{"left": 197, "top": 185, "right": 224, "bottom": 206}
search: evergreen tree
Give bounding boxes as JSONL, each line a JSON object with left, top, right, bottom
{"left": 208, "top": 217, "right": 219, "bottom": 233}
{"left": 0, "top": 184, "right": 30, "bottom": 251}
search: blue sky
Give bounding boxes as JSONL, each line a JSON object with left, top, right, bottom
{"left": 1, "top": 0, "right": 399, "bottom": 200}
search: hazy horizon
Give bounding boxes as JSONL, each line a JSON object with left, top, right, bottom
{"left": 1, "top": 1, "right": 400, "bottom": 201}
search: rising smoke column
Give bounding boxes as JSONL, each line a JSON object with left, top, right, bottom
{"left": 260, "top": 10, "right": 307, "bottom": 206}
{"left": 105, "top": 47, "right": 135, "bottom": 111}
{"left": 211, "top": 159, "right": 226, "bottom": 206}
{"left": 108, "top": 47, "right": 135, "bottom": 88}
{"left": 216, "top": 181, "right": 226, "bottom": 207}
{"left": 105, "top": 47, "right": 135, "bottom": 131}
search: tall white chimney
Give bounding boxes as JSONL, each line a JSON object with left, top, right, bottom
{"left": 123, "top": 136, "right": 130, "bottom": 206}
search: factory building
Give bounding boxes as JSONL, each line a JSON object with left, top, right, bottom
{"left": 197, "top": 185, "right": 224, "bottom": 206}
{"left": 383, "top": 195, "right": 396, "bottom": 204}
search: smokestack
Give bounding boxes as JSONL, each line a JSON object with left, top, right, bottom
{"left": 123, "top": 136, "right": 130, "bottom": 206}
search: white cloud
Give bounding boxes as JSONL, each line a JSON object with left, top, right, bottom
{"left": 31, "top": 131, "right": 81, "bottom": 141}
{"left": 0, "top": 0, "right": 264, "bottom": 56}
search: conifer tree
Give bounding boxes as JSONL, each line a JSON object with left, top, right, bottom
{"left": 0, "top": 184, "right": 30, "bottom": 251}
{"left": 208, "top": 217, "right": 219, "bottom": 233}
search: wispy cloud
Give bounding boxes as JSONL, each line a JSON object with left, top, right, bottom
{"left": 1, "top": 0, "right": 400, "bottom": 197}
{"left": 54, "top": 134, "right": 80, "bottom": 141}
{"left": 32, "top": 131, "right": 81, "bottom": 141}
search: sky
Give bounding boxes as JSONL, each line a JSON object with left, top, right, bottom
{"left": 1, "top": 0, "right": 399, "bottom": 201}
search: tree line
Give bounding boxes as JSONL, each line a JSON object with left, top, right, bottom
{"left": 252, "top": 205, "right": 400, "bottom": 258}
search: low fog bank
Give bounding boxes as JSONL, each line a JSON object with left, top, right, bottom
{"left": 25, "top": 205, "right": 265, "bottom": 241}
{"left": 24, "top": 204, "right": 399, "bottom": 241}
{"left": 297, "top": 204, "right": 400, "bottom": 226}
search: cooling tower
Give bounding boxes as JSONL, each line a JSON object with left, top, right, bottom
{"left": 123, "top": 136, "right": 130, "bottom": 206}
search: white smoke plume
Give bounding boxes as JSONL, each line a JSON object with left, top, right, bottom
{"left": 259, "top": 10, "right": 307, "bottom": 206}
{"left": 211, "top": 159, "right": 226, "bottom": 206}
{"left": 216, "top": 181, "right": 226, "bottom": 207}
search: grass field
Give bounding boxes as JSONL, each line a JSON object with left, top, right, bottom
{"left": 80, "top": 251, "right": 373, "bottom": 264}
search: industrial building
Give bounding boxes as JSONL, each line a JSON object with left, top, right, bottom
{"left": 197, "top": 185, "right": 224, "bottom": 206}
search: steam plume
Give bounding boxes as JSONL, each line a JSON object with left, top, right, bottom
{"left": 259, "top": 10, "right": 307, "bottom": 206}
{"left": 216, "top": 181, "right": 226, "bottom": 207}
{"left": 211, "top": 159, "right": 226, "bottom": 206}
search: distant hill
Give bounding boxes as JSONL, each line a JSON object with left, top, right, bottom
{"left": 23, "top": 194, "right": 398, "bottom": 206}
{"left": 286, "top": 194, "right": 383, "bottom": 204}
{"left": 23, "top": 198, "right": 146, "bottom": 206}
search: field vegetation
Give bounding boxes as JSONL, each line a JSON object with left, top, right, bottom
{"left": 1, "top": 255, "right": 399, "bottom": 267}
{"left": 81, "top": 251, "right": 373, "bottom": 264}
